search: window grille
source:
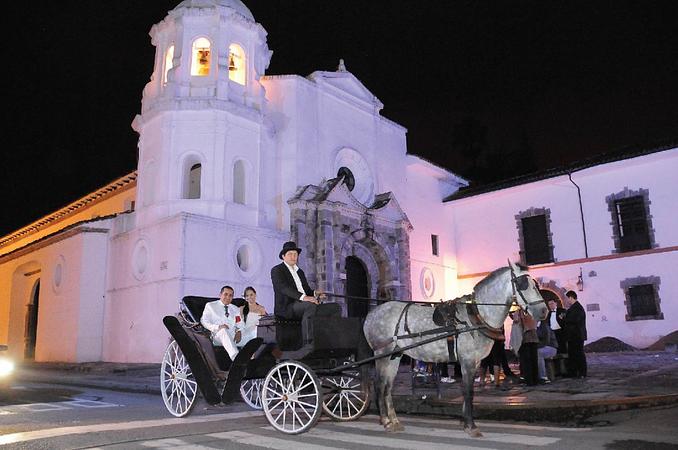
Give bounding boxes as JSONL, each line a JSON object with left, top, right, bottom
{"left": 521, "top": 214, "right": 552, "bottom": 265}
{"left": 628, "top": 285, "right": 657, "bottom": 317}
{"left": 622, "top": 276, "right": 663, "bottom": 321}
{"left": 614, "top": 196, "right": 651, "bottom": 252}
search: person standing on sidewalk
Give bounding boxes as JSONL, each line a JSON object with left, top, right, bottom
{"left": 563, "top": 290, "right": 587, "bottom": 378}
{"left": 548, "top": 299, "right": 567, "bottom": 355}
{"left": 536, "top": 314, "right": 558, "bottom": 383}
{"left": 512, "top": 310, "right": 539, "bottom": 386}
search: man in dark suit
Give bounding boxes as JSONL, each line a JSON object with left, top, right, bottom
{"left": 563, "top": 290, "right": 587, "bottom": 378}
{"left": 270, "top": 241, "right": 340, "bottom": 344}
{"left": 548, "top": 299, "right": 568, "bottom": 355}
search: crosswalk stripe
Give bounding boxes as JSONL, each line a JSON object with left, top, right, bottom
{"left": 301, "top": 427, "right": 497, "bottom": 450}
{"left": 335, "top": 420, "right": 560, "bottom": 446}
{"left": 0, "top": 411, "right": 263, "bottom": 445}
{"left": 208, "top": 431, "right": 350, "bottom": 450}
{"left": 389, "top": 415, "right": 592, "bottom": 432}
{"left": 140, "top": 437, "right": 212, "bottom": 449}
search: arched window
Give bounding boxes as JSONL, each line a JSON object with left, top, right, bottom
{"left": 233, "top": 160, "right": 246, "bottom": 204}
{"left": 190, "top": 38, "right": 211, "bottom": 76}
{"left": 163, "top": 45, "right": 174, "bottom": 85}
{"left": 228, "top": 44, "right": 246, "bottom": 85}
{"left": 187, "top": 163, "right": 202, "bottom": 199}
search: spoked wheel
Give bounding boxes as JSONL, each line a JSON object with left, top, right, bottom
{"left": 240, "top": 378, "right": 264, "bottom": 409}
{"left": 262, "top": 361, "right": 322, "bottom": 434}
{"left": 160, "top": 340, "right": 198, "bottom": 417}
{"left": 322, "top": 371, "right": 370, "bottom": 421}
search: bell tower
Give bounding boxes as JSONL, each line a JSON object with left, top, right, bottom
{"left": 132, "top": 0, "right": 274, "bottom": 226}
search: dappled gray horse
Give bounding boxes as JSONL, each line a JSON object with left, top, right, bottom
{"left": 363, "top": 261, "right": 548, "bottom": 437}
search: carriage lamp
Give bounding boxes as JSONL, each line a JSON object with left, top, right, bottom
{"left": 576, "top": 268, "right": 584, "bottom": 292}
{"left": 0, "top": 357, "right": 13, "bottom": 377}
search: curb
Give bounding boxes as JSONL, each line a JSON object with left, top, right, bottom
{"left": 391, "top": 393, "right": 678, "bottom": 422}
{"left": 19, "top": 373, "right": 161, "bottom": 396}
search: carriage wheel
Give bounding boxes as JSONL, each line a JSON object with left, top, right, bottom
{"left": 160, "top": 340, "right": 198, "bottom": 417}
{"left": 240, "top": 378, "right": 264, "bottom": 409}
{"left": 262, "top": 361, "right": 322, "bottom": 434}
{"left": 322, "top": 371, "right": 370, "bottom": 421}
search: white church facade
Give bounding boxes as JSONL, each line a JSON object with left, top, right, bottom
{"left": 1, "top": 0, "right": 676, "bottom": 363}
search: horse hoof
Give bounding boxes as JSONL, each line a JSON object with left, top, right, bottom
{"left": 385, "top": 422, "right": 405, "bottom": 433}
{"left": 464, "top": 427, "right": 483, "bottom": 438}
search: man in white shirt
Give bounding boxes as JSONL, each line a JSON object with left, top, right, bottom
{"left": 201, "top": 285, "right": 242, "bottom": 360}
{"left": 548, "top": 299, "right": 567, "bottom": 354}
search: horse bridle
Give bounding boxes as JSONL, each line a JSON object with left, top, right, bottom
{"left": 509, "top": 265, "right": 546, "bottom": 314}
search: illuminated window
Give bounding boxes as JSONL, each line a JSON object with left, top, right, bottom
{"left": 186, "top": 163, "right": 201, "bottom": 199}
{"left": 228, "top": 44, "right": 246, "bottom": 85}
{"left": 233, "top": 160, "right": 246, "bottom": 204}
{"left": 163, "top": 45, "right": 174, "bottom": 85}
{"left": 191, "top": 38, "right": 211, "bottom": 76}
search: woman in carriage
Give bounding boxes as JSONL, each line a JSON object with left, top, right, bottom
{"left": 237, "top": 286, "right": 267, "bottom": 348}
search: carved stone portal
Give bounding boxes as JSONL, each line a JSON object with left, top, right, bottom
{"left": 288, "top": 177, "right": 413, "bottom": 316}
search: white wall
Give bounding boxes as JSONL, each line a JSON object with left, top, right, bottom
{"left": 447, "top": 148, "right": 678, "bottom": 348}
{"left": 103, "top": 212, "right": 287, "bottom": 362}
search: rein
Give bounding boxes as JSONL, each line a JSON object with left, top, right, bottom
{"left": 325, "top": 293, "right": 522, "bottom": 307}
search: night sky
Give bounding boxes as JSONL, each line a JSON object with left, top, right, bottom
{"left": 3, "top": 1, "right": 678, "bottom": 237}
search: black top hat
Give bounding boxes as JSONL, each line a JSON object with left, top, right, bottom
{"left": 279, "top": 241, "right": 302, "bottom": 259}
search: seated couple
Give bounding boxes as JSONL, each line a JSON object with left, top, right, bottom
{"left": 201, "top": 285, "right": 266, "bottom": 360}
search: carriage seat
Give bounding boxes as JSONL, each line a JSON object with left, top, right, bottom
{"left": 255, "top": 315, "right": 303, "bottom": 351}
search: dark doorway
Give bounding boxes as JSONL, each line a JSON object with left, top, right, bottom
{"left": 24, "top": 280, "right": 40, "bottom": 360}
{"left": 345, "top": 256, "right": 369, "bottom": 319}
{"left": 539, "top": 289, "right": 562, "bottom": 308}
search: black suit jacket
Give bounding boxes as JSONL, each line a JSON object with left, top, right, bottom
{"left": 271, "top": 262, "right": 313, "bottom": 318}
{"left": 563, "top": 301, "right": 587, "bottom": 341}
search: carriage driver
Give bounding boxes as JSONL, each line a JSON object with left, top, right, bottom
{"left": 201, "top": 285, "right": 242, "bottom": 360}
{"left": 271, "top": 241, "right": 342, "bottom": 346}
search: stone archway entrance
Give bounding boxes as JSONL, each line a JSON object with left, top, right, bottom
{"left": 24, "top": 279, "right": 40, "bottom": 360}
{"left": 288, "top": 177, "right": 413, "bottom": 315}
{"left": 539, "top": 289, "right": 561, "bottom": 307}
{"left": 345, "top": 256, "right": 369, "bottom": 318}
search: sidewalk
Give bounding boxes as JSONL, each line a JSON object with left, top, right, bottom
{"left": 17, "top": 350, "right": 678, "bottom": 423}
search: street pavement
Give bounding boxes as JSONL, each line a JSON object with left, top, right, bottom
{"left": 15, "top": 350, "right": 678, "bottom": 424}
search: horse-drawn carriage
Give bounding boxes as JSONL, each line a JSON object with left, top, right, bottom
{"left": 161, "top": 296, "right": 372, "bottom": 434}
{"left": 161, "top": 262, "right": 548, "bottom": 437}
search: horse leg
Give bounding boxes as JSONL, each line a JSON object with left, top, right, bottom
{"left": 373, "top": 357, "right": 389, "bottom": 426}
{"left": 460, "top": 359, "right": 483, "bottom": 438}
{"left": 374, "top": 356, "right": 404, "bottom": 432}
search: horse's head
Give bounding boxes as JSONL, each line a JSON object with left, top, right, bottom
{"left": 508, "top": 261, "right": 548, "bottom": 321}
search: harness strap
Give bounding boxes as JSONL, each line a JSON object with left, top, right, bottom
{"left": 372, "top": 303, "right": 416, "bottom": 354}
{"left": 395, "top": 325, "right": 456, "bottom": 340}
{"left": 465, "top": 302, "right": 505, "bottom": 341}
{"left": 393, "top": 302, "right": 414, "bottom": 337}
